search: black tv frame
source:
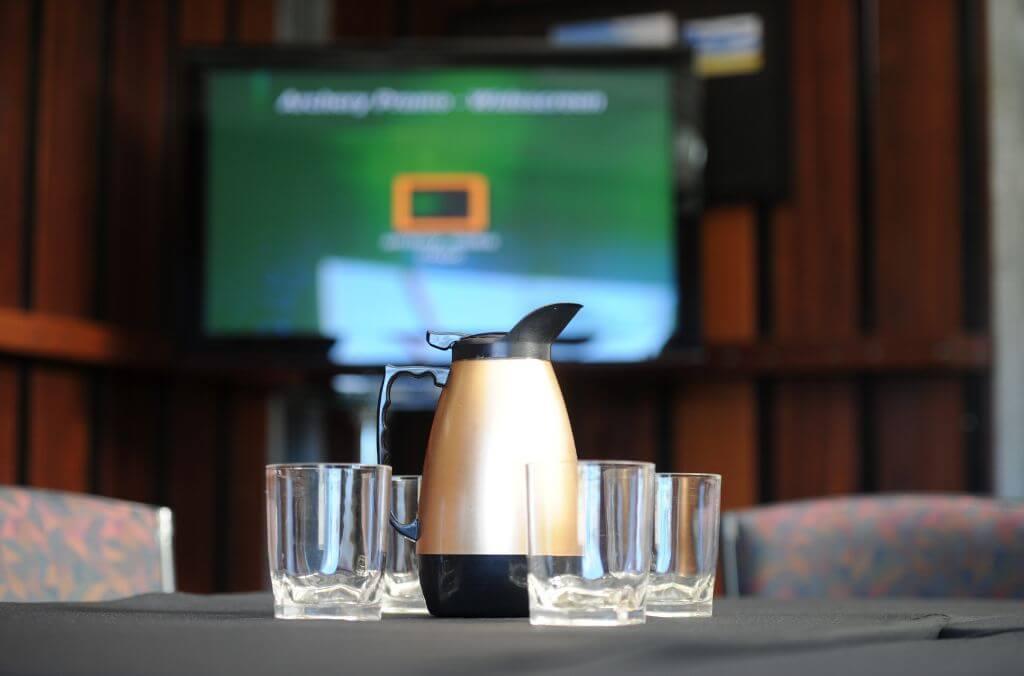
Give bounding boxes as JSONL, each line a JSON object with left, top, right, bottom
{"left": 179, "top": 43, "right": 701, "bottom": 369}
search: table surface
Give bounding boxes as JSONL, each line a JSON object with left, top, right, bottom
{"left": 0, "top": 593, "right": 1022, "bottom": 676}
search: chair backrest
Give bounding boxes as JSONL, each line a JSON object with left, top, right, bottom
{"left": 722, "top": 494, "right": 1024, "bottom": 599}
{"left": 0, "top": 486, "right": 174, "bottom": 602}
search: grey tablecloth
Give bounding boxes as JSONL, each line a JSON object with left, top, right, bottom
{"left": 0, "top": 593, "right": 1022, "bottom": 675}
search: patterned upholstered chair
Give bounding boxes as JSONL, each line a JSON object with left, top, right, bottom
{"left": 722, "top": 494, "right": 1024, "bottom": 599}
{"left": 0, "top": 486, "right": 174, "bottom": 602}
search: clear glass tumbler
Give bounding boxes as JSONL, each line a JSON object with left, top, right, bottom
{"left": 383, "top": 475, "right": 427, "bottom": 615}
{"left": 266, "top": 463, "right": 391, "bottom": 620}
{"left": 526, "top": 460, "right": 655, "bottom": 627}
{"left": 648, "top": 473, "right": 721, "bottom": 617}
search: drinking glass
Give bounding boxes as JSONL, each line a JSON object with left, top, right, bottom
{"left": 266, "top": 463, "right": 391, "bottom": 620}
{"left": 383, "top": 475, "right": 427, "bottom": 614}
{"left": 648, "top": 473, "right": 721, "bottom": 617}
{"left": 526, "top": 460, "right": 655, "bottom": 627}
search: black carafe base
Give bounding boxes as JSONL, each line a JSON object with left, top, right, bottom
{"left": 419, "top": 554, "right": 529, "bottom": 617}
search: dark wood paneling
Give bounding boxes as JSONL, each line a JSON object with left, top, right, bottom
{"left": 0, "top": 0, "right": 31, "bottom": 309}
{"left": 874, "top": 0, "right": 966, "bottom": 491}
{"left": 673, "top": 382, "right": 758, "bottom": 510}
{"left": 238, "top": 0, "right": 275, "bottom": 43}
{"left": 774, "top": 382, "right": 859, "bottom": 500}
{"left": 180, "top": 0, "right": 228, "bottom": 44}
{"left": 772, "top": 0, "right": 861, "bottom": 500}
{"left": 28, "top": 367, "right": 91, "bottom": 491}
{"left": 33, "top": 0, "right": 102, "bottom": 317}
{"left": 333, "top": 0, "right": 397, "bottom": 38}
{"left": 0, "top": 364, "right": 17, "bottom": 484}
{"left": 875, "top": 378, "right": 965, "bottom": 491}
{"left": 226, "top": 391, "right": 269, "bottom": 591}
{"left": 96, "top": 376, "right": 160, "bottom": 503}
{"left": 166, "top": 383, "right": 218, "bottom": 592}
{"left": 875, "top": 0, "right": 961, "bottom": 336}
{"left": 562, "top": 377, "right": 658, "bottom": 463}
{"left": 106, "top": 0, "right": 168, "bottom": 330}
{"left": 701, "top": 207, "right": 757, "bottom": 342}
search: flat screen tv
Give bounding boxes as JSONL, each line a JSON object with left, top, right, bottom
{"left": 186, "top": 47, "right": 689, "bottom": 365}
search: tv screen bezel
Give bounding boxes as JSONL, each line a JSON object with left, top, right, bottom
{"left": 180, "top": 43, "right": 698, "bottom": 369}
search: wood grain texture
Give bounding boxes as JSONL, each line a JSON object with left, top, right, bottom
{"left": 28, "top": 367, "right": 91, "bottom": 491}
{"left": 180, "top": 0, "right": 227, "bottom": 44}
{"left": 0, "top": 363, "right": 17, "bottom": 484}
{"left": 875, "top": 378, "right": 965, "bottom": 490}
{"left": 701, "top": 207, "right": 757, "bottom": 342}
{"left": 105, "top": 0, "right": 168, "bottom": 329}
{"left": 672, "top": 382, "right": 758, "bottom": 510}
{"left": 773, "top": 381, "right": 859, "bottom": 500}
{"left": 774, "top": 0, "right": 859, "bottom": 339}
{"left": 0, "top": 0, "right": 30, "bottom": 309}
{"left": 875, "top": 0, "right": 961, "bottom": 336}
{"left": 33, "top": 0, "right": 103, "bottom": 317}
{"left": 772, "top": 0, "right": 861, "bottom": 501}
{"left": 226, "top": 390, "right": 269, "bottom": 591}
{"left": 166, "top": 383, "right": 219, "bottom": 592}
{"left": 96, "top": 375, "right": 160, "bottom": 503}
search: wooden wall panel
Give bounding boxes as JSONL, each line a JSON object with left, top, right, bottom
{"left": 701, "top": 207, "right": 757, "bottom": 342}
{"left": 239, "top": 0, "right": 275, "bottom": 44}
{"left": 226, "top": 391, "right": 269, "bottom": 591}
{"left": 875, "top": 378, "right": 965, "bottom": 490}
{"left": 0, "top": 363, "right": 17, "bottom": 484}
{"left": 96, "top": 376, "right": 161, "bottom": 503}
{"left": 166, "top": 384, "right": 218, "bottom": 592}
{"left": 874, "top": 0, "right": 966, "bottom": 492}
{"left": 334, "top": 0, "right": 397, "bottom": 38}
{"left": 33, "top": 0, "right": 102, "bottom": 317}
{"left": 772, "top": 0, "right": 861, "bottom": 500}
{"left": 27, "top": 367, "right": 90, "bottom": 491}
{"left": 181, "top": 0, "right": 228, "bottom": 44}
{"left": 106, "top": 0, "right": 168, "bottom": 330}
{"left": 562, "top": 377, "right": 658, "bottom": 463}
{"left": 0, "top": 0, "right": 30, "bottom": 309}
{"left": 773, "top": 382, "right": 859, "bottom": 499}
{"left": 673, "top": 382, "right": 758, "bottom": 510}
{"left": 875, "top": 0, "right": 961, "bottom": 336}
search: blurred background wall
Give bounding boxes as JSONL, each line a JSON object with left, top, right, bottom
{"left": 0, "top": 0, "right": 996, "bottom": 591}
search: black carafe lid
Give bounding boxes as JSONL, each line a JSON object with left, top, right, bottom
{"left": 426, "top": 303, "right": 582, "bottom": 361}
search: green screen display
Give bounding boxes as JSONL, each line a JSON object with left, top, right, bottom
{"left": 205, "top": 66, "right": 676, "bottom": 363}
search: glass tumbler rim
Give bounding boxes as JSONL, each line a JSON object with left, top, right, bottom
{"left": 527, "top": 459, "right": 656, "bottom": 469}
{"left": 656, "top": 472, "right": 721, "bottom": 480}
{"left": 265, "top": 462, "right": 390, "bottom": 471}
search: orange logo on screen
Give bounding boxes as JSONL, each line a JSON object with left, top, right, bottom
{"left": 391, "top": 173, "right": 490, "bottom": 233}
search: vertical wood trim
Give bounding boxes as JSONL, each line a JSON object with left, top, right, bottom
{"left": 701, "top": 207, "right": 757, "bottom": 342}
{"left": 673, "top": 382, "right": 758, "bottom": 510}
{"left": 33, "top": 0, "right": 104, "bottom": 317}
{"left": 226, "top": 391, "right": 269, "bottom": 591}
{"left": 28, "top": 368, "right": 91, "bottom": 491}
{"left": 561, "top": 376, "right": 658, "bottom": 463}
{"left": 0, "top": 0, "right": 32, "bottom": 309}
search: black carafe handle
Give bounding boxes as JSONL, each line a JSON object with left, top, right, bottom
{"left": 376, "top": 365, "right": 449, "bottom": 542}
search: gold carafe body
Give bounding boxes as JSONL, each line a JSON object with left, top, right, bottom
{"left": 416, "top": 358, "right": 578, "bottom": 557}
